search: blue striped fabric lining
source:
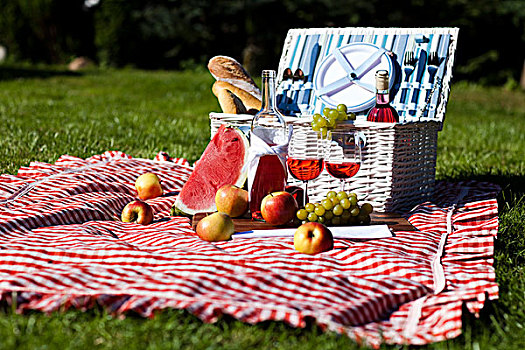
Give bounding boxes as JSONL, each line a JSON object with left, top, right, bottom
{"left": 276, "top": 29, "right": 453, "bottom": 122}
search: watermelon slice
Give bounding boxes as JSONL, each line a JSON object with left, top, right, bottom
{"left": 173, "top": 124, "right": 249, "bottom": 216}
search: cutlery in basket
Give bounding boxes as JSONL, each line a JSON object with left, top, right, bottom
{"left": 399, "top": 50, "right": 417, "bottom": 104}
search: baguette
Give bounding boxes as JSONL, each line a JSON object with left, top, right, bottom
{"left": 212, "top": 81, "right": 262, "bottom": 112}
{"left": 217, "top": 89, "right": 247, "bottom": 114}
{"left": 208, "top": 56, "right": 261, "bottom": 100}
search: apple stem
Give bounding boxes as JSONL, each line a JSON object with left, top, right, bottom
{"left": 308, "top": 231, "right": 314, "bottom": 238}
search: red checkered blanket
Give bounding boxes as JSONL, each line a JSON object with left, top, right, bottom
{"left": 0, "top": 151, "right": 499, "bottom": 347}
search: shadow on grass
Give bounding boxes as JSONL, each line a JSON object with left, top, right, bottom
{"left": 0, "top": 66, "right": 81, "bottom": 81}
{"left": 438, "top": 173, "right": 525, "bottom": 208}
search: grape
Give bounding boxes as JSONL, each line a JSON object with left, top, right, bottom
{"left": 316, "top": 190, "right": 374, "bottom": 226}
{"left": 359, "top": 207, "right": 370, "bottom": 216}
{"left": 337, "top": 191, "right": 348, "bottom": 200}
{"left": 312, "top": 105, "right": 354, "bottom": 136}
{"left": 348, "top": 112, "right": 357, "bottom": 120}
{"left": 326, "top": 191, "right": 337, "bottom": 199}
{"left": 349, "top": 216, "right": 359, "bottom": 225}
{"left": 305, "top": 203, "right": 315, "bottom": 212}
{"left": 321, "top": 199, "right": 333, "bottom": 210}
{"left": 296, "top": 209, "right": 308, "bottom": 220}
{"left": 340, "top": 198, "right": 351, "bottom": 209}
{"left": 307, "top": 212, "right": 318, "bottom": 222}
{"left": 314, "top": 206, "right": 326, "bottom": 216}
{"left": 357, "top": 214, "right": 368, "bottom": 223}
{"left": 302, "top": 220, "right": 308, "bottom": 225}
{"left": 361, "top": 203, "right": 373, "bottom": 214}
{"left": 327, "top": 118, "right": 337, "bottom": 128}
{"left": 333, "top": 204, "right": 344, "bottom": 216}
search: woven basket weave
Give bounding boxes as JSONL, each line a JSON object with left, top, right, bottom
{"left": 209, "top": 113, "right": 439, "bottom": 212}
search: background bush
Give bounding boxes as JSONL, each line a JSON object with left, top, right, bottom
{"left": 0, "top": 0, "right": 524, "bottom": 84}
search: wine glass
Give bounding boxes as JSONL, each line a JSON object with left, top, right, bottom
{"left": 286, "top": 125, "right": 324, "bottom": 207}
{"left": 324, "top": 131, "right": 362, "bottom": 192}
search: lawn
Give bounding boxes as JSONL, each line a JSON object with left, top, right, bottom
{"left": 0, "top": 65, "right": 524, "bottom": 349}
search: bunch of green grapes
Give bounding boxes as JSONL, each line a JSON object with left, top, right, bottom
{"left": 311, "top": 104, "right": 357, "bottom": 137}
{"left": 295, "top": 191, "right": 373, "bottom": 226}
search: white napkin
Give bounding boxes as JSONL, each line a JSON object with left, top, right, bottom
{"left": 232, "top": 224, "right": 392, "bottom": 240}
{"left": 243, "top": 127, "right": 292, "bottom": 201}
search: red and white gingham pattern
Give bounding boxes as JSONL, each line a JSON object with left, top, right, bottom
{"left": 0, "top": 152, "right": 499, "bottom": 347}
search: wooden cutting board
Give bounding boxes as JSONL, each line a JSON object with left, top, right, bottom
{"left": 192, "top": 212, "right": 416, "bottom": 233}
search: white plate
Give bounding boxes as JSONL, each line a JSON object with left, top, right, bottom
{"left": 314, "top": 43, "right": 395, "bottom": 112}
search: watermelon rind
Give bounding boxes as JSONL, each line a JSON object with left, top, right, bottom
{"left": 171, "top": 125, "right": 249, "bottom": 216}
{"left": 170, "top": 205, "right": 192, "bottom": 218}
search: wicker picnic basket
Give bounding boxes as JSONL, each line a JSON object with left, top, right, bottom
{"left": 209, "top": 27, "right": 459, "bottom": 212}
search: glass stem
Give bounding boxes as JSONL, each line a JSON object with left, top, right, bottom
{"left": 303, "top": 180, "right": 308, "bottom": 208}
{"left": 340, "top": 179, "right": 345, "bottom": 192}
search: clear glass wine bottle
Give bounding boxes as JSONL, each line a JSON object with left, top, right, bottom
{"left": 249, "top": 70, "right": 288, "bottom": 220}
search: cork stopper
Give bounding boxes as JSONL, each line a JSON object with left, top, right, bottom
{"left": 375, "top": 70, "right": 389, "bottom": 91}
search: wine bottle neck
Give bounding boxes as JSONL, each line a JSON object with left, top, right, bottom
{"left": 260, "top": 75, "right": 276, "bottom": 112}
{"left": 252, "top": 70, "right": 287, "bottom": 143}
{"left": 376, "top": 90, "right": 391, "bottom": 105}
{"left": 374, "top": 70, "right": 390, "bottom": 106}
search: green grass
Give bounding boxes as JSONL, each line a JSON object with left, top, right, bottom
{"left": 0, "top": 65, "right": 524, "bottom": 349}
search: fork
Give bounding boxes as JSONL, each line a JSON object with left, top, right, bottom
{"left": 400, "top": 51, "right": 417, "bottom": 104}
{"left": 425, "top": 52, "right": 440, "bottom": 100}
{"left": 403, "top": 51, "right": 418, "bottom": 82}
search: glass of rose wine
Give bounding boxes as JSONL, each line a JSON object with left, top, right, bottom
{"left": 324, "top": 131, "right": 362, "bottom": 192}
{"left": 286, "top": 126, "right": 324, "bottom": 208}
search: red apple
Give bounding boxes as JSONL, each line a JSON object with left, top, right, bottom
{"left": 135, "top": 173, "right": 163, "bottom": 200}
{"left": 196, "top": 212, "right": 235, "bottom": 242}
{"left": 121, "top": 200, "right": 154, "bottom": 225}
{"left": 261, "top": 191, "right": 298, "bottom": 226}
{"left": 215, "top": 184, "right": 248, "bottom": 218}
{"left": 294, "top": 222, "right": 333, "bottom": 254}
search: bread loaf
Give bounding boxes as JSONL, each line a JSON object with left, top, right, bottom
{"left": 208, "top": 56, "right": 261, "bottom": 100}
{"left": 212, "top": 81, "right": 262, "bottom": 112}
{"left": 217, "top": 89, "right": 248, "bottom": 114}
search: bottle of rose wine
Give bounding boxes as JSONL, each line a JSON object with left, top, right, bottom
{"left": 366, "top": 70, "right": 400, "bottom": 123}
{"left": 249, "top": 70, "right": 288, "bottom": 220}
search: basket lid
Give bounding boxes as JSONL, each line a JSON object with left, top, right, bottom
{"left": 275, "top": 27, "right": 459, "bottom": 124}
